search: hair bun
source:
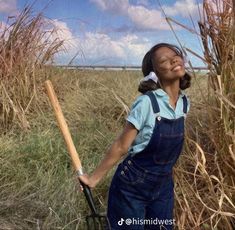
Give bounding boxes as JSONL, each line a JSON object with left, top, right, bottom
{"left": 180, "top": 73, "right": 191, "bottom": 90}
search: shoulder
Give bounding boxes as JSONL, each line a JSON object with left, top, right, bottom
{"left": 127, "top": 94, "right": 154, "bottom": 130}
{"left": 130, "top": 94, "right": 152, "bottom": 109}
{"left": 151, "top": 89, "right": 168, "bottom": 102}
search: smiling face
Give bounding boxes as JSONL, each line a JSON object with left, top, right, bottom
{"left": 152, "top": 46, "right": 185, "bottom": 82}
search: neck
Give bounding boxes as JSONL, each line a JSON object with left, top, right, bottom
{"left": 161, "top": 80, "right": 180, "bottom": 108}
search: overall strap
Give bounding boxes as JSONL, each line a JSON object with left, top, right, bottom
{"left": 182, "top": 95, "right": 188, "bottom": 114}
{"left": 145, "top": 91, "right": 160, "bottom": 113}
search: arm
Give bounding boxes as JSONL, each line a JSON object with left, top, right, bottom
{"left": 79, "top": 122, "right": 138, "bottom": 188}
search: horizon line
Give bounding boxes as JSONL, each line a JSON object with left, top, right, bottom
{"left": 52, "top": 64, "right": 208, "bottom": 71}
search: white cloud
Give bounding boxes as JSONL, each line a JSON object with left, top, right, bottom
{"left": 128, "top": 5, "right": 170, "bottom": 30}
{"left": 81, "top": 32, "right": 125, "bottom": 59}
{"left": 75, "top": 32, "right": 151, "bottom": 65}
{"left": 162, "top": 0, "right": 202, "bottom": 18}
{"left": 49, "top": 19, "right": 77, "bottom": 49}
{"left": 0, "top": 0, "right": 17, "bottom": 14}
{"left": 47, "top": 20, "right": 203, "bottom": 66}
{"left": 54, "top": 28, "right": 151, "bottom": 65}
{"left": 118, "top": 34, "right": 150, "bottom": 59}
{"left": 90, "top": 0, "right": 203, "bottom": 31}
{"left": 90, "top": 0, "right": 170, "bottom": 31}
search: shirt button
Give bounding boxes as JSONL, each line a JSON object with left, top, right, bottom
{"left": 121, "top": 171, "right": 125, "bottom": 175}
{"left": 124, "top": 166, "right": 128, "bottom": 170}
{"left": 127, "top": 160, "right": 131, "bottom": 165}
{"left": 157, "top": 116, "right": 161, "bottom": 121}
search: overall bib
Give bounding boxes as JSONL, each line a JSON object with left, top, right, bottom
{"left": 107, "top": 91, "right": 188, "bottom": 230}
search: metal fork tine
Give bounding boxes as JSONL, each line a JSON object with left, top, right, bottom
{"left": 94, "top": 216, "right": 100, "bottom": 229}
{"left": 79, "top": 180, "right": 111, "bottom": 229}
{"left": 86, "top": 214, "right": 110, "bottom": 230}
{"left": 100, "top": 217, "right": 104, "bottom": 229}
{"left": 101, "top": 216, "right": 107, "bottom": 229}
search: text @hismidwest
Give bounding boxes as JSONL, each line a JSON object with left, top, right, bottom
{"left": 118, "top": 218, "right": 176, "bottom": 226}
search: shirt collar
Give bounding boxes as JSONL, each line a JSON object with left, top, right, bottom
{"left": 155, "top": 88, "right": 185, "bottom": 98}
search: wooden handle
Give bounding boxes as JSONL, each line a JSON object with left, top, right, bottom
{"left": 45, "top": 80, "right": 82, "bottom": 172}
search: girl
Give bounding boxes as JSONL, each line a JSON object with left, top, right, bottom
{"left": 79, "top": 43, "right": 191, "bottom": 230}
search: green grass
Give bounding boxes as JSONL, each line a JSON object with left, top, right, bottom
{"left": 0, "top": 69, "right": 141, "bottom": 229}
{"left": 0, "top": 69, "right": 234, "bottom": 229}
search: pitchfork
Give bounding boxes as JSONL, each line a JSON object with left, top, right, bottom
{"left": 45, "top": 80, "right": 111, "bottom": 230}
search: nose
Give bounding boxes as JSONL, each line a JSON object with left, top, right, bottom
{"left": 171, "top": 57, "right": 178, "bottom": 64}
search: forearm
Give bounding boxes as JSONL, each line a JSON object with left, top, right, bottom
{"left": 89, "top": 140, "right": 127, "bottom": 186}
{"left": 79, "top": 122, "right": 137, "bottom": 188}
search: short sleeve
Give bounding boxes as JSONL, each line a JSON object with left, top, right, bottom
{"left": 126, "top": 95, "right": 152, "bottom": 131}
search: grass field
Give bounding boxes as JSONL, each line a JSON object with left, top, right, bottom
{"left": 0, "top": 1, "right": 234, "bottom": 229}
{"left": 0, "top": 69, "right": 142, "bottom": 229}
{"left": 1, "top": 68, "right": 234, "bottom": 229}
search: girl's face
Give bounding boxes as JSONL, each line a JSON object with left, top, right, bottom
{"left": 152, "top": 46, "right": 185, "bottom": 82}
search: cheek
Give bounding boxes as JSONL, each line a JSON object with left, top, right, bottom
{"left": 156, "top": 63, "right": 171, "bottom": 72}
{"left": 157, "top": 65, "right": 171, "bottom": 75}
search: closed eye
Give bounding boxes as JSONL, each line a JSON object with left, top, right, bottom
{"left": 160, "top": 59, "right": 168, "bottom": 64}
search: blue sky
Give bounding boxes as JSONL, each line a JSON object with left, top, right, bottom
{"left": 0, "top": 0, "right": 205, "bottom": 67}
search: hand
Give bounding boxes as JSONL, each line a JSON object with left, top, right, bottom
{"left": 78, "top": 174, "right": 97, "bottom": 190}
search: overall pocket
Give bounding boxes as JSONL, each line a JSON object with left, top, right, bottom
{"left": 117, "top": 161, "right": 144, "bottom": 185}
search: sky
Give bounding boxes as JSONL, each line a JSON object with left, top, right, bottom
{"left": 0, "top": 0, "right": 206, "bottom": 67}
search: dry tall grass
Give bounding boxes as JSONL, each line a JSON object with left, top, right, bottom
{"left": 0, "top": 5, "right": 64, "bottom": 130}
{"left": 0, "top": 69, "right": 141, "bottom": 229}
{"left": 0, "top": 1, "right": 234, "bottom": 229}
{"left": 165, "top": 1, "right": 235, "bottom": 229}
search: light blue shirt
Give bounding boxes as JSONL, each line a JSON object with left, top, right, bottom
{"left": 126, "top": 89, "right": 190, "bottom": 155}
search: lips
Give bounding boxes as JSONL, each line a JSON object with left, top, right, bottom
{"left": 172, "top": 65, "right": 182, "bottom": 71}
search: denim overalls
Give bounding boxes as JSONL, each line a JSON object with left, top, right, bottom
{"left": 107, "top": 91, "right": 188, "bottom": 230}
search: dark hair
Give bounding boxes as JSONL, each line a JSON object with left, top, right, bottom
{"left": 138, "top": 43, "right": 191, "bottom": 94}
